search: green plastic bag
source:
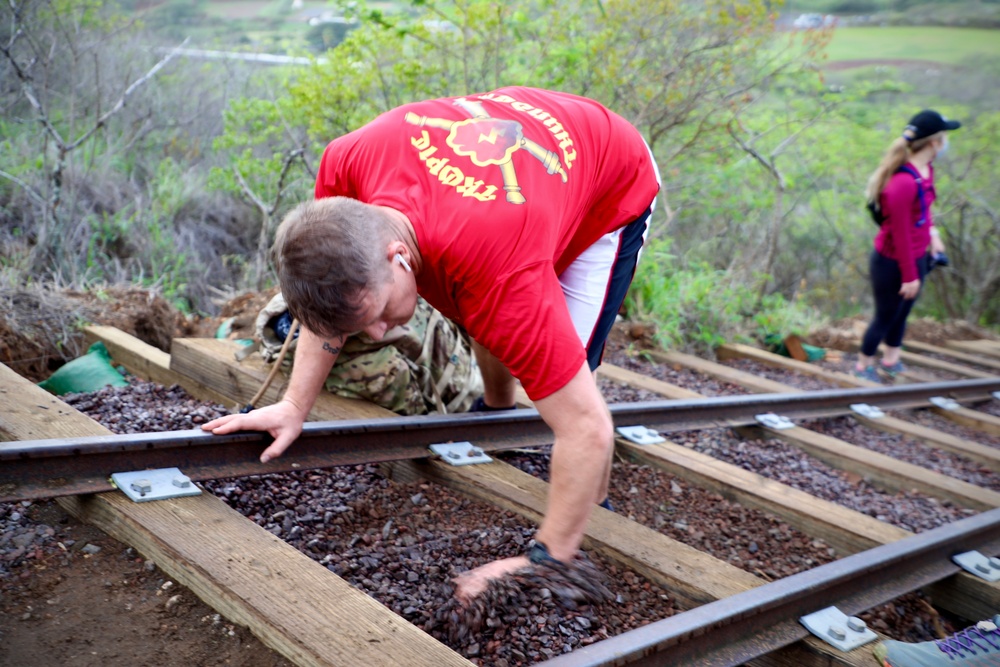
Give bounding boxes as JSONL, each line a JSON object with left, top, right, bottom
{"left": 763, "top": 333, "right": 826, "bottom": 362}
{"left": 38, "top": 341, "right": 129, "bottom": 395}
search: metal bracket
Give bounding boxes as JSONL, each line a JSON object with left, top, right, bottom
{"left": 953, "top": 550, "right": 1000, "bottom": 582}
{"left": 616, "top": 425, "right": 665, "bottom": 445}
{"left": 429, "top": 442, "right": 492, "bottom": 466}
{"left": 850, "top": 403, "right": 885, "bottom": 419}
{"left": 800, "top": 606, "right": 878, "bottom": 652}
{"left": 929, "top": 396, "right": 960, "bottom": 411}
{"left": 755, "top": 413, "right": 795, "bottom": 430}
{"left": 111, "top": 467, "right": 201, "bottom": 503}
{"left": 992, "top": 391, "right": 1000, "bottom": 402}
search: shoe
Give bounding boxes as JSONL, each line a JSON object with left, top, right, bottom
{"left": 854, "top": 365, "right": 881, "bottom": 383}
{"left": 598, "top": 497, "right": 614, "bottom": 512}
{"left": 879, "top": 361, "right": 906, "bottom": 378}
{"left": 872, "top": 615, "right": 1000, "bottom": 666}
{"left": 469, "top": 396, "right": 516, "bottom": 412}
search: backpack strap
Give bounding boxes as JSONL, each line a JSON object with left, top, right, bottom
{"left": 896, "top": 164, "right": 929, "bottom": 227}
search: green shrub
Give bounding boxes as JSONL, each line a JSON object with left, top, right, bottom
{"left": 626, "top": 239, "right": 825, "bottom": 357}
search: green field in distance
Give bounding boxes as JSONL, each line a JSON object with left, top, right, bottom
{"left": 823, "top": 26, "right": 1000, "bottom": 65}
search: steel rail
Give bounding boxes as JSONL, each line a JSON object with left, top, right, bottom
{"left": 2, "top": 378, "right": 998, "bottom": 503}
{"left": 535, "top": 507, "right": 1000, "bottom": 667}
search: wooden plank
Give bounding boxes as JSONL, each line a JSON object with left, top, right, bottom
{"left": 383, "top": 457, "right": 877, "bottom": 667}
{"left": 718, "top": 342, "right": 1000, "bottom": 455}
{"left": 716, "top": 343, "right": 874, "bottom": 389}
{"left": 0, "top": 362, "right": 471, "bottom": 667}
{"left": 947, "top": 340, "right": 1000, "bottom": 360}
{"left": 599, "top": 363, "right": 703, "bottom": 399}
{"left": 594, "top": 355, "right": 1000, "bottom": 618}
{"left": 898, "top": 350, "right": 995, "bottom": 379}
{"left": 824, "top": 338, "right": 999, "bottom": 381}
{"left": 619, "top": 437, "right": 1000, "bottom": 624}
{"left": 83, "top": 325, "right": 236, "bottom": 407}
{"left": 852, "top": 413, "right": 1000, "bottom": 473}
{"left": 931, "top": 405, "right": 1000, "bottom": 438}
{"left": 739, "top": 425, "right": 1000, "bottom": 511}
{"left": 606, "top": 347, "right": 1000, "bottom": 512}
{"left": 647, "top": 348, "right": 797, "bottom": 393}
{"left": 169, "top": 337, "right": 391, "bottom": 420}
{"left": 617, "top": 439, "right": 909, "bottom": 555}
{"left": 924, "top": 574, "right": 1000, "bottom": 624}
{"left": 904, "top": 340, "right": 1000, "bottom": 373}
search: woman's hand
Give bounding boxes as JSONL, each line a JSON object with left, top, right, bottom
{"left": 930, "top": 235, "right": 946, "bottom": 256}
{"left": 899, "top": 279, "right": 921, "bottom": 300}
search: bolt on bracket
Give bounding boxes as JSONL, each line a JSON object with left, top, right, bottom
{"left": 111, "top": 467, "right": 202, "bottom": 503}
{"left": 850, "top": 403, "right": 885, "bottom": 419}
{"left": 616, "top": 425, "right": 665, "bottom": 445}
{"left": 800, "top": 606, "right": 878, "bottom": 652}
{"left": 755, "top": 413, "right": 796, "bottom": 430}
{"left": 953, "top": 550, "right": 1000, "bottom": 582}
{"left": 929, "top": 396, "right": 960, "bottom": 411}
{"left": 429, "top": 442, "right": 492, "bottom": 466}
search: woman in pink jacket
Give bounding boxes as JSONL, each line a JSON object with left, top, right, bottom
{"left": 855, "top": 109, "right": 960, "bottom": 382}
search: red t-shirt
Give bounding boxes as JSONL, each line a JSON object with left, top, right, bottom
{"left": 874, "top": 163, "right": 935, "bottom": 283}
{"left": 315, "top": 86, "right": 659, "bottom": 399}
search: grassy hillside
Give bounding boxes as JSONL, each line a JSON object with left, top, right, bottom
{"left": 824, "top": 26, "right": 1000, "bottom": 64}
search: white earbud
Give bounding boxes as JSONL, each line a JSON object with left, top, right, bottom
{"left": 395, "top": 253, "right": 412, "bottom": 272}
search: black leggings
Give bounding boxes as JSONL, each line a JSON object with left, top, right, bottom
{"left": 860, "top": 250, "right": 929, "bottom": 356}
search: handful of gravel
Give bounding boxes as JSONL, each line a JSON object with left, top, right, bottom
{"left": 429, "top": 555, "right": 612, "bottom": 644}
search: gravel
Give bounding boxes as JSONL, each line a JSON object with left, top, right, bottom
{"left": 799, "top": 416, "right": 1000, "bottom": 491}
{"left": 671, "top": 429, "right": 978, "bottom": 532}
{"left": 46, "top": 380, "right": 681, "bottom": 664}
{"left": 912, "top": 350, "right": 1000, "bottom": 376}
{"left": 892, "top": 408, "right": 1000, "bottom": 449}
{"left": 720, "top": 358, "right": 839, "bottom": 392}
{"left": 500, "top": 449, "right": 837, "bottom": 581}
{"left": 4, "top": 362, "right": 985, "bottom": 658}
{"left": 602, "top": 348, "right": 750, "bottom": 396}
{"left": 981, "top": 400, "right": 1000, "bottom": 419}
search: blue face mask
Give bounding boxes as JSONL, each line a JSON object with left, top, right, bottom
{"left": 937, "top": 135, "right": 949, "bottom": 158}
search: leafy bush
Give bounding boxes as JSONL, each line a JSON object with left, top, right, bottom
{"left": 626, "top": 239, "right": 825, "bottom": 357}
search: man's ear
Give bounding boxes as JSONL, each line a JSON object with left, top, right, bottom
{"left": 386, "top": 241, "right": 404, "bottom": 261}
{"left": 386, "top": 242, "right": 411, "bottom": 272}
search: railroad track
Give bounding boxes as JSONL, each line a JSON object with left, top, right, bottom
{"left": 2, "top": 325, "right": 1000, "bottom": 667}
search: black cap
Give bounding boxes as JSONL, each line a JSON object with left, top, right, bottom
{"left": 903, "top": 109, "right": 961, "bottom": 142}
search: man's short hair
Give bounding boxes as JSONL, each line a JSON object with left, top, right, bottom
{"left": 272, "top": 197, "right": 392, "bottom": 337}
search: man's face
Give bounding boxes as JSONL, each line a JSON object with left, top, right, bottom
{"left": 351, "top": 258, "right": 418, "bottom": 341}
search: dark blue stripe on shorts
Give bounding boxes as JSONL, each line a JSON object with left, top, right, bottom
{"left": 586, "top": 207, "right": 651, "bottom": 370}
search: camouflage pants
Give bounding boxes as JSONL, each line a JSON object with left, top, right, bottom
{"left": 257, "top": 295, "right": 482, "bottom": 416}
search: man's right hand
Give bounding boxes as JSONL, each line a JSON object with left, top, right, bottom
{"left": 202, "top": 399, "right": 307, "bottom": 463}
{"left": 899, "top": 279, "right": 921, "bottom": 300}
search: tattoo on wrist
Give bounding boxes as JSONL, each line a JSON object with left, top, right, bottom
{"left": 322, "top": 340, "right": 342, "bottom": 355}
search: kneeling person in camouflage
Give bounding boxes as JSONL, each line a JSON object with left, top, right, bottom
{"left": 256, "top": 292, "right": 482, "bottom": 416}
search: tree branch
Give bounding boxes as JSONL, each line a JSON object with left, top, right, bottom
{"left": 232, "top": 165, "right": 269, "bottom": 217}
{"left": 65, "top": 37, "right": 190, "bottom": 152}
{"left": 0, "top": 168, "right": 46, "bottom": 207}
{"left": 271, "top": 149, "right": 304, "bottom": 215}
{"left": 727, "top": 118, "right": 784, "bottom": 188}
